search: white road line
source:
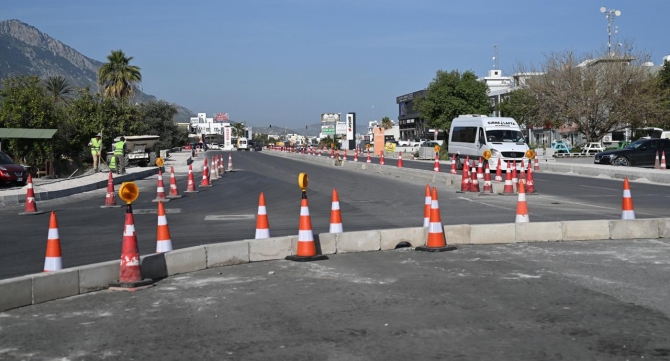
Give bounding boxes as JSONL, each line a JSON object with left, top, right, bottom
{"left": 455, "top": 197, "right": 515, "bottom": 211}
{"left": 580, "top": 185, "right": 619, "bottom": 191}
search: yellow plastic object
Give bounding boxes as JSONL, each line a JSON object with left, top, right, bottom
{"left": 433, "top": 145, "right": 441, "bottom": 152}
{"left": 155, "top": 157, "right": 164, "bottom": 167}
{"left": 483, "top": 150, "right": 492, "bottom": 160}
{"left": 119, "top": 182, "right": 139, "bottom": 204}
{"left": 525, "top": 149, "right": 535, "bottom": 159}
{"left": 298, "top": 173, "right": 309, "bottom": 192}
{"left": 365, "top": 144, "right": 371, "bottom": 149}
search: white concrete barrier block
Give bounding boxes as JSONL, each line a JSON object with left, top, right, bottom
{"left": 562, "top": 220, "right": 610, "bottom": 241}
{"left": 0, "top": 275, "right": 32, "bottom": 312}
{"left": 609, "top": 219, "right": 659, "bottom": 240}
{"left": 165, "top": 246, "right": 207, "bottom": 276}
{"left": 249, "top": 236, "right": 293, "bottom": 261}
{"left": 379, "top": 227, "right": 425, "bottom": 250}
{"left": 336, "top": 230, "right": 380, "bottom": 253}
{"left": 443, "top": 224, "right": 471, "bottom": 245}
{"left": 516, "top": 222, "right": 562, "bottom": 242}
{"left": 315, "top": 233, "right": 337, "bottom": 255}
{"left": 660, "top": 218, "right": 670, "bottom": 238}
{"left": 78, "top": 260, "right": 120, "bottom": 293}
{"left": 206, "top": 241, "right": 249, "bottom": 268}
{"left": 471, "top": 223, "right": 516, "bottom": 244}
{"left": 32, "top": 269, "right": 79, "bottom": 304}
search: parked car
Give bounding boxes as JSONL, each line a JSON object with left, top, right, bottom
{"left": 594, "top": 138, "right": 670, "bottom": 167}
{"left": 0, "top": 151, "right": 27, "bottom": 186}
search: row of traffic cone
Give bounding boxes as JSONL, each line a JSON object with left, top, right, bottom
{"left": 654, "top": 151, "right": 668, "bottom": 170}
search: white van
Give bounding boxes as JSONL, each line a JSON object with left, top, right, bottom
{"left": 448, "top": 115, "right": 529, "bottom": 170}
{"left": 237, "top": 137, "right": 249, "bottom": 151}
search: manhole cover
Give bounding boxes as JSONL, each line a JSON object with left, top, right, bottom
{"left": 205, "top": 214, "right": 255, "bottom": 221}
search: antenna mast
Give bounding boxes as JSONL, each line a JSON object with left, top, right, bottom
{"left": 600, "top": 6, "right": 621, "bottom": 56}
{"left": 492, "top": 44, "right": 499, "bottom": 69}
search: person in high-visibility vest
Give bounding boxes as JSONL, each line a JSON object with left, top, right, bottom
{"left": 88, "top": 132, "right": 102, "bottom": 172}
{"left": 113, "top": 136, "right": 127, "bottom": 175}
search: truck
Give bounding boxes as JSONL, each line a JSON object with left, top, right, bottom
{"left": 107, "top": 135, "right": 160, "bottom": 168}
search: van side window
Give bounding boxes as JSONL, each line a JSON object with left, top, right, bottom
{"left": 478, "top": 128, "right": 486, "bottom": 144}
{"left": 451, "top": 127, "right": 477, "bottom": 143}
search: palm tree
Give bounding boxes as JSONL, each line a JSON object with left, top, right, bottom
{"left": 44, "top": 76, "right": 72, "bottom": 104}
{"left": 97, "top": 50, "right": 142, "bottom": 102}
{"left": 380, "top": 116, "right": 394, "bottom": 129}
{"left": 232, "top": 122, "right": 246, "bottom": 138}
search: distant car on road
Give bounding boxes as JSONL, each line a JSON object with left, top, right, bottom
{"left": 0, "top": 151, "right": 27, "bottom": 186}
{"left": 594, "top": 138, "right": 670, "bottom": 167}
{"left": 210, "top": 143, "right": 220, "bottom": 150}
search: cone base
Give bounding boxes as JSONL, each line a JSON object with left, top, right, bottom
{"left": 18, "top": 211, "right": 46, "bottom": 216}
{"left": 478, "top": 192, "right": 495, "bottom": 196}
{"left": 416, "top": 245, "right": 457, "bottom": 252}
{"left": 199, "top": 184, "right": 213, "bottom": 187}
{"left": 100, "top": 205, "right": 122, "bottom": 208}
{"left": 285, "top": 254, "right": 329, "bottom": 262}
{"left": 109, "top": 278, "right": 154, "bottom": 291}
{"left": 166, "top": 195, "right": 183, "bottom": 199}
{"left": 152, "top": 198, "right": 171, "bottom": 203}
{"left": 499, "top": 193, "right": 517, "bottom": 196}
{"left": 183, "top": 190, "right": 200, "bottom": 193}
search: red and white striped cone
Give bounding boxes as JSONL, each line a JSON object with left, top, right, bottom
{"left": 476, "top": 157, "right": 484, "bottom": 182}
{"left": 19, "top": 174, "right": 45, "bottom": 215}
{"left": 482, "top": 163, "right": 493, "bottom": 193}
{"left": 167, "top": 166, "right": 182, "bottom": 199}
{"left": 469, "top": 165, "right": 480, "bottom": 192}
{"left": 343, "top": 150, "right": 347, "bottom": 161}
{"left": 621, "top": 178, "right": 635, "bottom": 220}
{"left": 534, "top": 155, "right": 540, "bottom": 172}
{"left": 397, "top": 152, "right": 403, "bottom": 168}
{"left": 227, "top": 153, "right": 234, "bottom": 172}
{"left": 518, "top": 160, "right": 526, "bottom": 185}
{"left": 101, "top": 172, "right": 121, "bottom": 208}
{"left": 109, "top": 204, "right": 154, "bottom": 291}
{"left": 200, "top": 159, "right": 212, "bottom": 187}
{"left": 494, "top": 158, "right": 503, "bottom": 182}
{"left": 43, "top": 211, "right": 63, "bottom": 272}
{"left": 209, "top": 157, "right": 219, "bottom": 181}
{"left": 380, "top": 152, "right": 385, "bottom": 165}
{"left": 661, "top": 151, "right": 667, "bottom": 170}
{"left": 155, "top": 201, "right": 173, "bottom": 253}
{"left": 255, "top": 192, "right": 270, "bottom": 239}
{"left": 184, "top": 164, "right": 199, "bottom": 193}
{"left": 525, "top": 162, "right": 536, "bottom": 194}
{"left": 423, "top": 184, "right": 431, "bottom": 228}
{"left": 286, "top": 192, "right": 328, "bottom": 262}
{"left": 511, "top": 160, "right": 519, "bottom": 191}
{"left": 515, "top": 182, "right": 530, "bottom": 223}
{"left": 152, "top": 170, "right": 170, "bottom": 202}
{"left": 330, "top": 149, "right": 335, "bottom": 159}
{"left": 502, "top": 162, "right": 515, "bottom": 195}
{"left": 329, "top": 189, "right": 343, "bottom": 233}
{"left": 458, "top": 160, "right": 470, "bottom": 192}
{"left": 655, "top": 151, "right": 660, "bottom": 169}
{"left": 354, "top": 149, "right": 359, "bottom": 162}
{"left": 366, "top": 149, "right": 371, "bottom": 163}
{"left": 218, "top": 155, "right": 224, "bottom": 176}
{"left": 433, "top": 153, "right": 440, "bottom": 172}
{"left": 449, "top": 154, "right": 457, "bottom": 174}
{"left": 416, "top": 187, "right": 456, "bottom": 252}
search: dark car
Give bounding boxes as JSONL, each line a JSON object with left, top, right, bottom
{"left": 594, "top": 138, "right": 670, "bottom": 167}
{"left": 0, "top": 151, "right": 27, "bottom": 186}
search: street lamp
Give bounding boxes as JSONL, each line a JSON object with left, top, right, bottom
{"left": 600, "top": 6, "right": 621, "bottom": 56}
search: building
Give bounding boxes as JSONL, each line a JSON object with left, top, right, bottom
{"left": 189, "top": 113, "right": 230, "bottom": 135}
{"left": 396, "top": 90, "right": 428, "bottom": 141}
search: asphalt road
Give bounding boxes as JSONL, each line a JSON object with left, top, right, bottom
{"left": 2, "top": 240, "right": 670, "bottom": 360}
{"left": 1, "top": 151, "right": 669, "bottom": 280}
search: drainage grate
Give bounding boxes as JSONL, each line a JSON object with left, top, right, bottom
{"left": 205, "top": 214, "right": 255, "bottom": 221}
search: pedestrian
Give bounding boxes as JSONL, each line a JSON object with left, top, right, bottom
{"left": 114, "top": 136, "right": 127, "bottom": 175}
{"left": 88, "top": 132, "right": 102, "bottom": 172}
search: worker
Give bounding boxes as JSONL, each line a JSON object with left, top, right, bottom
{"left": 114, "top": 136, "right": 127, "bottom": 175}
{"left": 88, "top": 132, "right": 102, "bottom": 172}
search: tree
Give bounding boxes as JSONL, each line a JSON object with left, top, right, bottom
{"left": 497, "top": 88, "right": 539, "bottom": 128}
{"left": 232, "top": 122, "right": 246, "bottom": 138}
{"left": 44, "top": 76, "right": 73, "bottom": 104}
{"left": 97, "top": 50, "right": 142, "bottom": 102}
{"left": 414, "top": 69, "right": 490, "bottom": 133}
{"left": 380, "top": 116, "right": 393, "bottom": 129}
{"left": 136, "top": 100, "right": 189, "bottom": 150}
{"left": 654, "top": 59, "right": 670, "bottom": 130}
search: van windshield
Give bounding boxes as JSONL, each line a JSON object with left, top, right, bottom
{"left": 485, "top": 130, "right": 524, "bottom": 143}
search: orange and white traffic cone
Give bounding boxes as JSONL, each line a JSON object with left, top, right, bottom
{"left": 218, "top": 155, "right": 224, "bottom": 176}
{"left": 227, "top": 153, "right": 234, "bottom": 172}
{"left": 423, "top": 184, "right": 431, "bottom": 228}
{"left": 433, "top": 153, "right": 440, "bottom": 172}
{"left": 469, "top": 165, "right": 480, "bottom": 192}
{"left": 209, "top": 156, "right": 219, "bottom": 181}
{"left": 152, "top": 169, "right": 170, "bottom": 202}
{"left": 518, "top": 160, "right": 526, "bottom": 185}
{"left": 449, "top": 154, "right": 457, "bottom": 174}
{"left": 329, "top": 189, "right": 343, "bottom": 233}
{"left": 286, "top": 192, "right": 328, "bottom": 262}
{"left": 19, "top": 174, "right": 45, "bottom": 215}
{"left": 109, "top": 204, "right": 154, "bottom": 290}
{"left": 482, "top": 163, "right": 493, "bottom": 193}
{"left": 167, "top": 166, "right": 182, "bottom": 199}
{"left": 343, "top": 150, "right": 347, "bottom": 161}
{"left": 494, "top": 158, "right": 503, "bottom": 182}
{"left": 655, "top": 151, "right": 660, "bottom": 169}
{"left": 101, "top": 172, "right": 121, "bottom": 208}
{"left": 511, "top": 160, "right": 518, "bottom": 191}
{"left": 255, "top": 192, "right": 270, "bottom": 239}
{"left": 662, "top": 151, "right": 667, "bottom": 170}
{"left": 200, "top": 159, "right": 212, "bottom": 187}
{"left": 503, "top": 162, "right": 514, "bottom": 195}
{"left": 397, "top": 152, "right": 403, "bottom": 168}
{"left": 354, "top": 149, "right": 359, "bottom": 162}
{"left": 366, "top": 149, "right": 371, "bottom": 163}
{"left": 43, "top": 211, "right": 62, "bottom": 272}
{"left": 476, "top": 157, "right": 484, "bottom": 182}
{"left": 622, "top": 178, "right": 635, "bottom": 220}
{"left": 416, "top": 187, "right": 456, "bottom": 252}
{"left": 380, "top": 152, "right": 385, "bottom": 165}
{"left": 330, "top": 149, "right": 335, "bottom": 159}
{"left": 525, "top": 162, "right": 536, "bottom": 194}
{"left": 515, "top": 181, "right": 530, "bottom": 223}
{"left": 156, "top": 201, "right": 173, "bottom": 253}
{"left": 459, "top": 160, "right": 470, "bottom": 192}
{"left": 534, "top": 155, "right": 540, "bottom": 172}
{"left": 184, "top": 164, "right": 199, "bottom": 193}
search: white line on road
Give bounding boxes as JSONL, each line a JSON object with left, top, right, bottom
{"left": 455, "top": 197, "right": 514, "bottom": 211}
{"left": 580, "top": 185, "right": 619, "bottom": 191}
{"left": 205, "top": 214, "right": 255, "bottom": 221}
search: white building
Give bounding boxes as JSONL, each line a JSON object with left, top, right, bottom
{"left": 189, "top": 113, "right": 230, "bottom": 135}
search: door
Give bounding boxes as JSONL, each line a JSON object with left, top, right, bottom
{"left": 632, "top": 139, "right": 657, "bottom": 167}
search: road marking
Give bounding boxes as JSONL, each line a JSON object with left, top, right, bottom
{"left": 580, "top": 185, "right": 618, "bottom": 191}
{"left": 133, "top": 208, "right": 181, "bottom": 214}
{"left": 205, "top": 214, "right": 255, "bottom": 221}
{"left": 455, "top": 197, "right": 514, "bottom": 211}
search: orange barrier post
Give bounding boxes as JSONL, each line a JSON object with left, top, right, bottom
{"left": 329, "top": 189, "right": 344, "bottom": 233}
{"left": 482, "top": 163, "right": 493, "bottom": 193}
{"left": 476, "top": 157, "right": 484, "bottom": 182}
{"left": 184, "top": 164, "right": 199, "bottom": 193}
{"left": 152, "top": 169, "right": 170, "bottom": 202}
{"left": 397, "top": 152, "right": 403, "bottom": 168}
{"left": 380, "top": 152, "right": 385, "bottom": 165}
{"left": 515, "top": 182, "right": 530, "bottom": 223}
{"left": 416, "top": 187, "right": 457, "bottom": 252}
{"left": 43, "top": 211, "right": 63, "bottom": 272}
{"left": 200, "top": 159, "right": 212, "bottom": 187}
{"left": 459, "top": 160, "right": 470, "bottom": 192}
{"left": 19, "top": 174, "right": 45, "bottom": 215}
{"left": 469, "top": 165, "right": 480, "bottom": 192}
{"left": 156, "top": 201, "right": 173, "bottom": 253}
{"left": 227, "top": 153, "right": 234, "bottom": 172}
{"left": 209, "top": 156, "right": 219, "bottom": 181}
{"left": 167, "top": 166, "right": 182, "bottom": 199}
{"left": 662, "top": 151, "right": 667, "bottom": 170}
{"left": 502, "top": 161, "right": 514, "bottom": 195}
{"left": 525, "top": 162, "right": 536, "bottom": 194}
{"left": 255, "top": 192, "right": 270, "bottom": 239}
{"left": 366, "top": 149, "right": 371, "bottom": 163}
{"left": 494, "top": 158, "right": 503, "bottom": 182}
{"left": 621, "top": 178, "right": 635, "bottom": 220}
{"left": 449, "top": 154, "right": 457, "bottom": 174}
{"left": 101, "top": 172, "right": 121, "bottom": 208}
{"left": 109, "top": 204, "right": 154, "bottom": 291}
{"left": 286, "top": 192, "right": 328, "bottom": 262}
{"left": 423, "top": 184, "right": 431, "bottom": 228}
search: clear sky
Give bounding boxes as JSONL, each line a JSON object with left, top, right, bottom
{"left": 1, "top": 0, "right": 667, "bottom": 129}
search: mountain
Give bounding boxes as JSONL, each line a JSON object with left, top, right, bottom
{"left": 0, "top": 19, "right": 195, "bottom": 122}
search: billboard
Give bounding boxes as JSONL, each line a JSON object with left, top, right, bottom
{"left": 346, "top": 112, "right": 356, "bottom": 150}
{"left": 336, "top": 122, "right": 347, "bottom": 136}
{"left": 321, "top": 113, "right": 340, "bottom": 135}
{"left": 214, "top": 113, "right": 229, "bottom": 123}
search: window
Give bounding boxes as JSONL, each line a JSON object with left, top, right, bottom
{"left": 451, "top": 127, "right": 477, "bottom": 143}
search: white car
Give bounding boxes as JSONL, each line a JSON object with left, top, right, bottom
{"left": 210, "top": 143, "right": 220, "bottom": 149}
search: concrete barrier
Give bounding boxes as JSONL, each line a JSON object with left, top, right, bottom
{"left": 444, "top": 224, "right": 471, "bottom": 245}
{"left": 32, "top": 269, "right": 79, "bottom": 304}
{"left": 78, "top": 260, "right": 119, "bottom": 294}
{"left": 249, "top": 236, "right": 293, "bottom": 261}
{"left": 379, "top": 227, "right": 425, "bottom": 250}
{"left": 470, "top": 223, "right": 516, "bottom": 244}
{"left": 609, "top": 219, "right": 659, "bottom": 240}
{"left": 516, "top": 222, "right": 563, "bottom": 242}
{"left": 0, "top": 275, "right": 32, "bottom": 312}
{"left": 206, "top": 241, "right": 250, "bottom": 268}
{"left": 165, "top": 246, "right": 207, "bottom": 276}
{"left": 562, "top": 220, "right": 610, "bottom": 241}
{"left": 336, "top": 230, "right": 381, "bottom": 253}
{"left": 660, "top": 219, "right": 670, "bottom": 238}
{"left": 313, "top": 234, "right": 337, "bottom": 255}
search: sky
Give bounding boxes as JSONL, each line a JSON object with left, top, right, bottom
{"left": 1, "top": 0, "right": 668, "bottom": 129}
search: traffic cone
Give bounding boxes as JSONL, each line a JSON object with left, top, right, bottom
{"left": 227, "top": 153, "right": 234, "bottom": 172}
{"left": 476, "top": 157, "right": 484, "bottom": 182}
{"left": 515, "top": 182, "right": 530, "bottom": 223}
{"left": 184, "top": 164, "right": 199, "bottom": 193}
{"left": 218, "top": 155, "right": 224, "bottom": 176}
{"left": 534, "top": 155, "right": 540, "bottom": 172}
{"left": 511, "top": 160, "right": 518, "bottom": 191}
{"left": 433, "top": 153, "right": 440, "bottom": 172}
{"left": 152, "top": 169, "right": 170, "bottom": 202}
{"left": 502, "top": 162, "right": 514, "bottom": 195}
{"left": 286, "top": 192, "right": 328, "bottom": 262}
{"left": 166, "top": 166, "right": 182, "bottom": 199}
{"left": 449, "top": 154, "right": 457, "bottom": 174}
{"left": 525, "top": 162, "right": 536, "bottom": 194}
{"left": 101, "top": 172, "right": 121, "bottom": 208}
{"left": 155, "top": 201, "right": 173, "bottom": 253}
{"left": 109, "top": 204, "right": 154, "bottom": 291}
{"left": 482, "top": 163, "right": 493, "bottom": 193}
{"left": 662, "top": 151, "right": 667, "bottom": 170}
{"left": 416, "top": 187, "right": 456, "bottom": 252}
{"left": 469, "top": 165, "right": 480, "bottom": 192}
{"left": 330, "top": 149, "right": 335, "bottom": 159}
{"left": 200, "top": 159, "right": 212, "bottom": 187}
{"left": 209, "top": 157, "right": 219, "bottom": 181}
{"left": 255, "top": 192, "right": 270, "bottom": 239}
{"left": 366, "top": 149, "right": 371, "bottom": 163}
{"left": 329, "top": 189, "right": 343, "bottom": 233}
{"left": 655, "top": 151, "right": 660, "bottom": 169}
{"left": 423, "top": 184, "right": 431, "bottom": 228}
{"left": 621, "top": 178, "right": 635, "bottom": 220}
{"left": 19, "top": 174, "right": 45, "bottom": 215}
{"left": 380, "top": 152, "right": 385, "bottom": 165}
{"left": 397, "top": 152, "right": 403, "bottom": 168}
{"left": 43, "top": 211, "right": 62, "bottom": 272}
{"left": 518, "top": 160, "right": 526, "bottom": 185}
{"left": 343, "top": 150, "right": 347, "bottom": 161}
{"left": 494, "top": 158, "right": 503, "bottom": 182}
{"left": 459, "top": 160, "right": 470, "bottom": 192}
{"left": 354, "top": 149, "right": 359, "bottom": 162}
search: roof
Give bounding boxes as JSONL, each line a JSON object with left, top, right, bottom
{"left": 0, "top": 128, "right": 57, "bottom": 139}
